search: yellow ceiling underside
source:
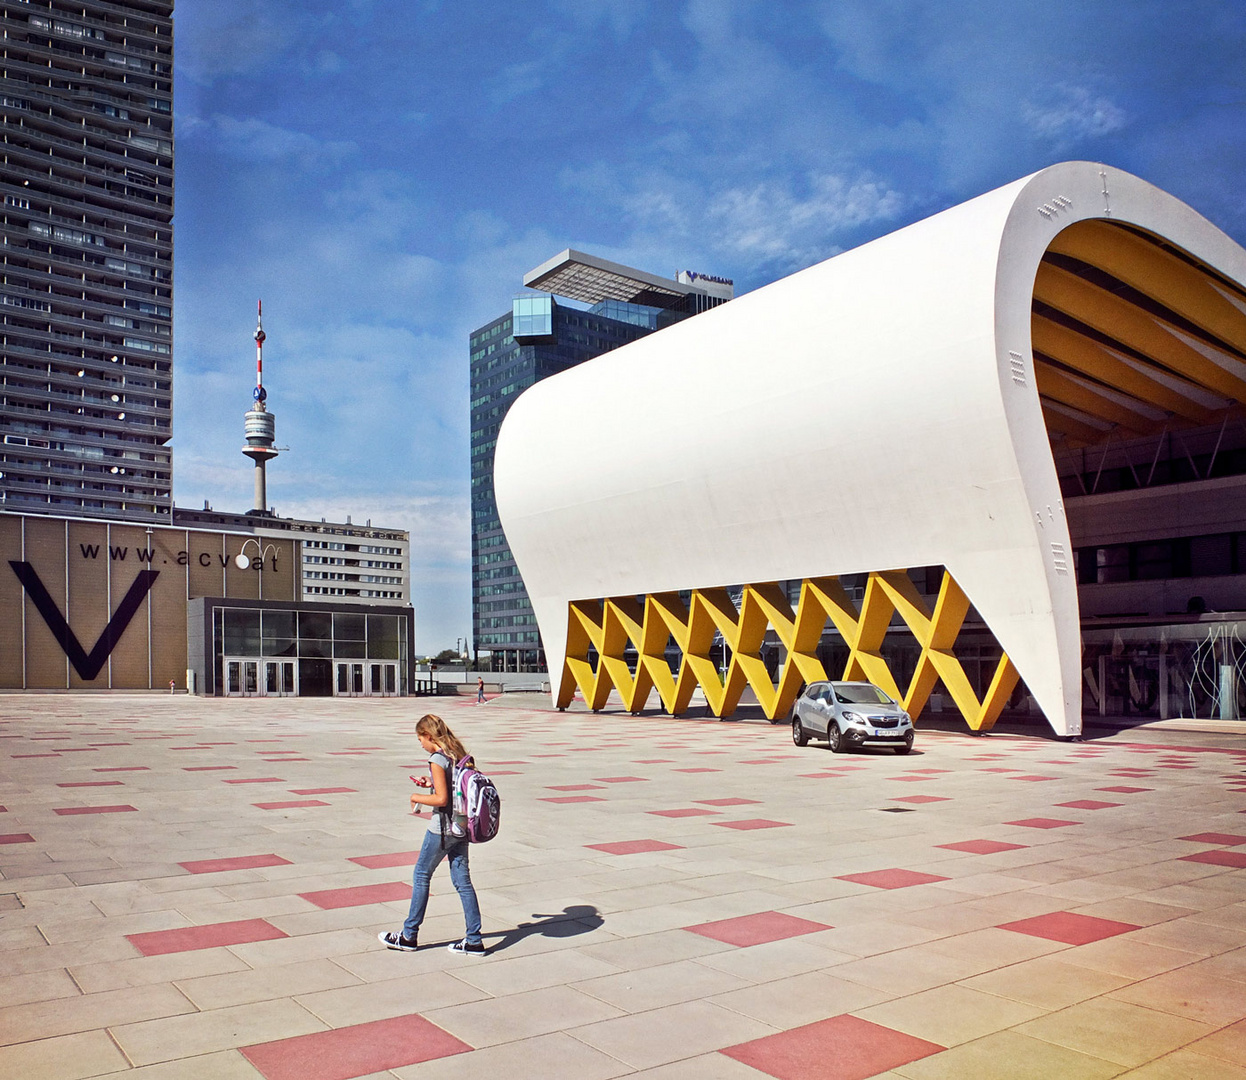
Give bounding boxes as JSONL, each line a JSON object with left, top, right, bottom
{"left": 1032, "top": 220, "right": 1246, "bottom": 448}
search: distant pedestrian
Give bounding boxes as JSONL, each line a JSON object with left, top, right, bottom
{"left": 379, "top": 714, "right": 485, "bottom": 956}
{"left": 477, "top": 676, "right": 485, "bottom": 703}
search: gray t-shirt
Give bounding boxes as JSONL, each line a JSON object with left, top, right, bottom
{"left": 425, "top": 750, "right": 453, "bottom": 836}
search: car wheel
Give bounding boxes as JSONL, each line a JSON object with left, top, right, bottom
{"left": 827, "top": 723, "right": 843, "bottom": 753}
{"left": 894, "top": 734, "right": 914, "bottom": 755}
{"left": 792, "top": 717, "right": 808, "bottom": 747}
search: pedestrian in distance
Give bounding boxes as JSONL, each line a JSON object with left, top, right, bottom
{"left": 477, "top": 676, "right": 485, "bottom": 703}
{"left": 379, "top": 714, "right": 485, "bottom": 956}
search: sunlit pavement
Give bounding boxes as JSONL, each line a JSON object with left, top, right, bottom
{"left": 3, "top": 692, "right": 1246, "bottom": 1079}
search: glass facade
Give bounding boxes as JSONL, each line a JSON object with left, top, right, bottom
{"left": 470, "top": 296, "right": 664, "bottom": 670}
{"left": 512, "top": 295, "right": 553, "bottom": 339}
{"left": 212, "top": 606, "right": 409, "bottom": 696}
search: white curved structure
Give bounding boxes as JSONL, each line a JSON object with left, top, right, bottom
{"left": 494, "top": 162, "right": 1246, "bottom": 736}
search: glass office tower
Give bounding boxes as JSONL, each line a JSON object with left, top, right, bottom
{"left": 0, "top": 1, "right": 174, "bottom": 520}
{"left": 470, "top": 297, "right": 656, "bottom": 671}
{"left": 470, "top": 252, "right": 734, "bottom": 672}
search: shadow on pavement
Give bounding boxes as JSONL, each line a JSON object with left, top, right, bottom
{"left": 478, "top": 904, "right": 605, "bottom": 954}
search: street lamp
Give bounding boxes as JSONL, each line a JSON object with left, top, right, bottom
{"left": 234, "top": 538, "right": 280, "bottom": 599}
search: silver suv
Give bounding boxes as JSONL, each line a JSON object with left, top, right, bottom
{"left": 791, "top": 681, "right": 915, "bottom": 754}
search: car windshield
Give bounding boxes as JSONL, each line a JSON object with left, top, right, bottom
{"left": 831, "top": 683, "right": 894, "bottom": 705}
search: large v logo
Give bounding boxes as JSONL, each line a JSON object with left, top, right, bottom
{"left": 10, "top": 561, "right": 160, "bottom": 681}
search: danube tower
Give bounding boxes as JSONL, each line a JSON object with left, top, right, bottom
{"left": 242, "top": 301, "right": 277, "bottom": 514}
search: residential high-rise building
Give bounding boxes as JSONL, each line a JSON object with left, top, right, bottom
{"left": 0, "top": 0, "right": 174, "bottom": 521}
{"left": 470, "top": 249, "right": 732, "bottom": 672}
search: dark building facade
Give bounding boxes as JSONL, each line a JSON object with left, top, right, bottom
{"left": 470, "top": 250, "right": 732, "bottom": 672}
{"left": 0, "top": 0, "right": 174, "bottom": 521}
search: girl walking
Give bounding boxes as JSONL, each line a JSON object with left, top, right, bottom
{"left": 378, "top": 714, "right": 485, "bottom": 955}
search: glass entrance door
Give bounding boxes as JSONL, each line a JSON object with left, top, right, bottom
{"left": 226, "top": 658, "right": 295, "bottom": 697}
{"left": 335, "top": 662, "right": 365, "bottom": 697}
{"left": 367, "top": 662, "right": 397, "bottom": 696}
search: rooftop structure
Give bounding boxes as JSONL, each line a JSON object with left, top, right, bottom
{"left": 0, "top": 0, "right": 175, "bottom": 521}
{"left": 524, "top": 248, "right": 733, "bottom": 314}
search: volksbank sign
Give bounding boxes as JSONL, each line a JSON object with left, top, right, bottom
{"left": 0, "top": 511, "right": 296, "bottom": 689}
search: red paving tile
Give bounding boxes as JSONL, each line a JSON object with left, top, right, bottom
{"left": 712, "top": 819, "right": 794, "bottom": 831}
{"left": 888, "top": 775, "right": 936, "bottom": 782}
{"left": 696, "top": 797, "right": 761, "bottom": 806}
{"left": 685, "top": 910, "right": 832, "bottom": 947}
{"left": 242, "top": 1012, "right": 471, "bottom": 1080}
{"left": 1181, "top": 850, "right": 1246, "bottom": 868}
{"left": 349, "top": 850, "right": 419, "bottom": 869}
{"left": 541, "top": 795, "right": 606, "bottom": 804}
{"left": 593, "top": 776, "right": 649, "bottom": 783}
{"left": 289, "top": 787, "right": 357, "bottom": 795}
{"left": 937, "top": 840, "right": 1028, "bottom": 855}
{"left": 184, "top": 766, "right": 237, "bottom": 772}
{"left": 1056, "top": 800, "right": 1122, "bottom": 810}
{"left": 634, "top": 758, "right": 674, "bottom": 763}
{"left": 1012, "top": 775, "right": 1059, "bottom": 782}
{"left": 0, "top": 833, "right": 34, "bottom": 844}
{"left": 722, "top": 1014, "right": 944, "bottom": 1080}
{"left": 1097, "top": 786, "right": 1152, "bottom": 793}
{"left": 1005, "top": 818, "right": 1081, "bottom": 829}
{"left": 836, "top": 868, "right": 951, "bottom": 889}
{"left": 546, "top": 784, "right": 605, "bottom": 791}
{"left": 52, "top": 804, "right": 137, "bottom": 815}
{"left": 224, "top": 777, "right": 286, "bottom": 784}
{"left": 12, "top": 753, "right": 60, "bottom": 758}
{"left": 1180, "top": 832, "right": 1246, "bottom": 846}
{"left": 586, "top": 839, "right": 684, "bottom": 855}
{"left": 128, "top": 918, "right": 288, "bottom": 956}
{"left": 94, "top": 766, "right": 148, "bottom": 772}
{"left": 179, "top": 854, "right": 293, "bottom": 875}
{"left": 648, "top": 808, "right": 721, "bottom": 817}
{"left": 674, "top": 767, "right": 722, "bottom": 773}
{"left": 254, "top": 800, "right": 330, "bottom": 810}
{"left": 891, "top": 795, "right": 951, "bottom": 804}
{"left": 299, "top": 882, "right": 412, "bottom": 910}
{"left": 56, "top": 780, "right": 123, "bottom": 787}
{"left": 999, "top": 911, "right": 1140, "bottom": 945}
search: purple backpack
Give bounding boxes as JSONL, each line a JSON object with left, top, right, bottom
{"left": 453, "top": 755, "right": 501, "bottom": 844}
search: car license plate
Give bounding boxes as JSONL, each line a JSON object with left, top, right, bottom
{"left": 871, "top": 730, "right": 901, "bottom": 738}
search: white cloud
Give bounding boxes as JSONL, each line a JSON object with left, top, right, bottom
{"left": 707, "top": 173, "right": 904, "bottom": 268}
{"left": 1025, "top": 84, "right": 1127, "bottom": 143}
{"left": 184, "top": 114, "right": 357, "bottom": 169}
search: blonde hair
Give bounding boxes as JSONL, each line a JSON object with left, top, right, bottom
{"left": 416, "top": 714, "right": 467, "bottom": 763}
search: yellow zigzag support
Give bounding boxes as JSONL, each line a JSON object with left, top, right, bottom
{"left": 559, "top": 570, "right": 1020, "bottom": 733}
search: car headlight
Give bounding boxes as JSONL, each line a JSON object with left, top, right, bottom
{"left": 842, "top": 711, "right": 866, "bottom": 726}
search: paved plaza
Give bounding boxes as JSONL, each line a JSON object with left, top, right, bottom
{"left": 3, "top": 693, "right": 1246, "bottom": 1078}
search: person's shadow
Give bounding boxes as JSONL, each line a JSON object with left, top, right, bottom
{"left": 461, "top": 904, "right": 604, "bottom": 955}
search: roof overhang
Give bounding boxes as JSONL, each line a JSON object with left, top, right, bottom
{"left": 523, "top": 249, "right": 693, "bottom": 307}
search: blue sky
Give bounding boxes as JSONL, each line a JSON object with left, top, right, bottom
{"left": 172, "top": 0, "right": 1246, "bottom": 652}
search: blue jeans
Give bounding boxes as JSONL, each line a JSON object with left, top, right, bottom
{"left": 402, "top": 827, "right": 482, "bottom": 945}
